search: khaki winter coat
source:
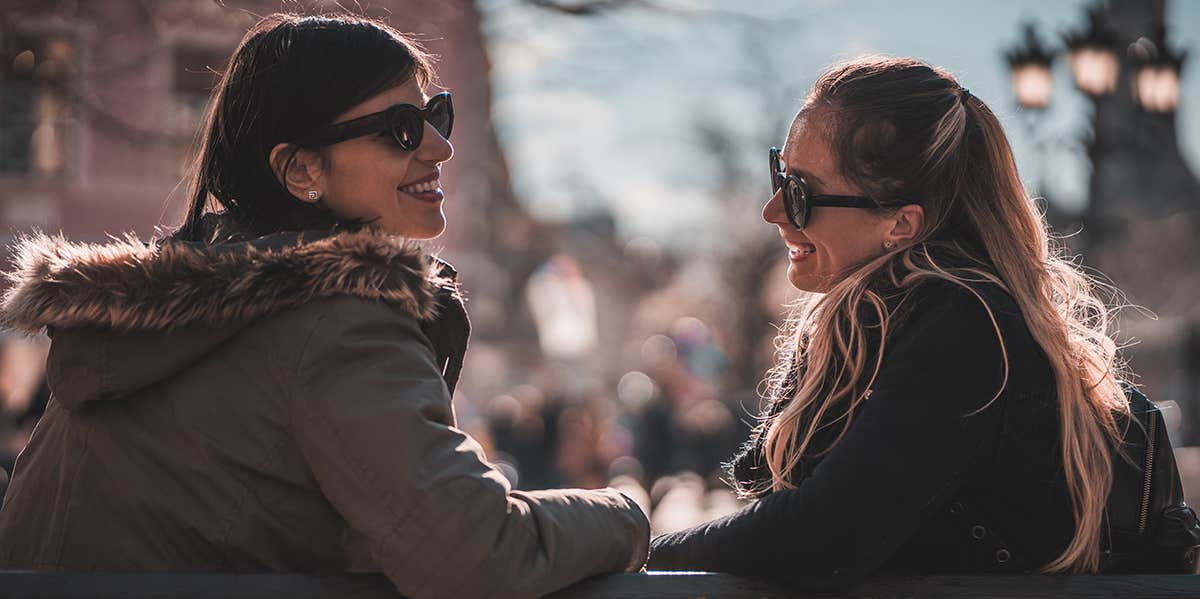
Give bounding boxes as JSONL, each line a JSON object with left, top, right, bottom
{"left": 0, "top": 225, "right": 648, "bottom": 598}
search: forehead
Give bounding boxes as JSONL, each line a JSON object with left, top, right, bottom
{"left": 337, "top": 78, "right": 426, "bottom": 121}
{"left": 780, "top": 111, "right": 836, "bottom": 175}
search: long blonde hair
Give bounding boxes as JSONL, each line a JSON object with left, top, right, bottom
{"left": 760, "top": 57, "right": 1130, "bottom": 574}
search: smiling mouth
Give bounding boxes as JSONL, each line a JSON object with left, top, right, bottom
{"left": 397, "top": 177, "right": 444, "bottom": 204}
{"left": 788, "top": 242, "right": 816, "bottom": 255}
{"left": 398, "top": 179, "right": 440, "bottom": 194}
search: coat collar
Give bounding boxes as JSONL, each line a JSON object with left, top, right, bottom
{"left": 1, "top": 226, "right": 455, "bottom": 335}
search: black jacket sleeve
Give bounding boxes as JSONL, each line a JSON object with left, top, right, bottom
{"left": 647, "top": 283, "right": 1011, "bottom": 587}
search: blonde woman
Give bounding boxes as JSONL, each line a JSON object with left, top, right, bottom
{"left": 647, "top": 57, "right": 1195, "bottom": 585}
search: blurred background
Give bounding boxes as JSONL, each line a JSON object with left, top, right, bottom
{"left": 0, "top": 0, "right": 1197, "bottom": 536}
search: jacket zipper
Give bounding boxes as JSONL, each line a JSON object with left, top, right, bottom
{"left": 1138, "top": 412, "right": 1158, "bottom": 535}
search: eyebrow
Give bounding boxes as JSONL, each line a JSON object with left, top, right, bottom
{"left": 785, "top": 163, "right": 826, "bottom": 188}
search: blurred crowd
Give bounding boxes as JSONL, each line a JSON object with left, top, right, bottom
{"left": 448, "top": 312, "right": 758, "bottom": 534}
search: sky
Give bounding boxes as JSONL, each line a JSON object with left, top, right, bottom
{"left": 481, "top": 0, "right": 1200, "bottom": 248}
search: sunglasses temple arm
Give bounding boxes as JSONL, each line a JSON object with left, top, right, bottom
{"left": 296, "top": 113, "right": 389, "bottom": 147}
{"left": 810, "top": 195, "right": 877, "bottom": 209}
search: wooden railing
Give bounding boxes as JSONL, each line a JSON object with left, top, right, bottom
{"left": 3, "top": 571, "right": 1200, "bottom": 598}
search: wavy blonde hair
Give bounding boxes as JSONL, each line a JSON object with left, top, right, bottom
{"left": 759, "top": 57, "right": 1130, "bottom": 574}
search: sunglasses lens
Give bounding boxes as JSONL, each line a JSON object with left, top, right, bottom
{"left": 427, "top": 94, "right": 453, "bottom": 140}
{"left": 389, "top": 110, "right": 423, "bottom": 151}
{"left": 769, "top": 149, "right": 781, "bottom": 193}
{"left": 786, "top": 178, "right": 806, "bottom": 228}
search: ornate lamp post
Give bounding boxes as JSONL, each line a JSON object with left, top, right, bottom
{"left": 1003, "top": 23, "right": 1062, "bottom": 209}
{"left": 1129, "top": 26, "right": 1187, "bottom": 113}
{"left": 1005, "top": 23, "right": 1057, "bottom": 110}
{"left": 1064, "top": 7, "right": 1120, "bottom": 97}
{"left": 1003, "top": 3, "right": 1194, "bottom": 230}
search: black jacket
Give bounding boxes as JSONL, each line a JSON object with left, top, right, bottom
{"left": 647, "top": 280, "right": 1073, "bottom": 587}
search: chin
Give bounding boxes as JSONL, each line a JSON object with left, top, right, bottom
{"left": 408, "top": 218, "right": 447, "bottom": 240}
{"left": 378, "top": 215, "right": 446, "bottom": 240}
{"left": 789, "top": 278, "right": 822, "bottom": 293}
{"left": 787, "top": 266, "right": 816, "bottom": 293}
{"left": 415, "top": 224, "right": 446, "bottom": 240}
{"left": 787, "top": 267, "right": 834, "bottom": 294}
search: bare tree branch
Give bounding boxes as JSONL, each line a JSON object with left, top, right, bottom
{"left": 524, "top": 0, "right": 659, "bottom": 16}
{"left": 522, "top": 0, "right": 797, "bottom": 23}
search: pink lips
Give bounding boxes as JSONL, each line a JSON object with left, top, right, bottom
{"left": 402, "top": 187, "right": 444, "bottom": 204}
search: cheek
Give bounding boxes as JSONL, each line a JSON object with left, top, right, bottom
{"left": 823, "top": 235, "right": 870, "bottom": 263}
{"left": 327, "top": 144, "right": 411, "bottom": 190}
{"left": 808, "top": 214, "right": 881, "bottom": 268}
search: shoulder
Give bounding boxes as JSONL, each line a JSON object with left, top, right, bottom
{"left": 260, "top": 296, "right": 457, "bottom": 428}
{"left": 892, "top": 278, "right": 1023, "bottom": 337}
{"left": 256, "top": 296, "right": 434, "bottom": 374}
{"left": 883, "top": 277, "right": 1052, "bottom": 393}
{"left": 880, "top": 279, "right": 1014, "bottom": 372}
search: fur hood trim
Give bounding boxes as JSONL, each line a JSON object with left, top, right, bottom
{"left": 2, "top": 229, "right": 452, "bottom": 334}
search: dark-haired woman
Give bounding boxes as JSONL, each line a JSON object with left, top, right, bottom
{"left": 647, "top": 56, "right": 1194, "bottom": 586}
{"left": 0, "top": 14, "right": 647, "bottom": 598}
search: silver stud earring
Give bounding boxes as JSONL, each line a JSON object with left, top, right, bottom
{"left": 883, "top": 240, "right": 895, "bottom": 250}
{"left": 307, "top": 190, "right": 321, "bottom": 201}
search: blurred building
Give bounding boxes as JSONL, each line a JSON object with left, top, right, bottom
{"left": 0, "top": 1, "right": 518, "bottom": 242}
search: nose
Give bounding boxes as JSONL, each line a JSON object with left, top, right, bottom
{"left": 763, "top": 187, "right": 788, "bottom": 226}
{"left": 417, "top": 121, "right": 453, "bottom": 164}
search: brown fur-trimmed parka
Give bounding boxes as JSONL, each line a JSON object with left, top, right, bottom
{"left": 0, "top": 220, "right": 649, "bottom": 598}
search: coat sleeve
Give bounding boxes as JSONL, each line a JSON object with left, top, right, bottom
{"left": 647, "top": 284, "right": 1011, "bottom": 587}
{"left": 281, "top": 299, "right": 648, "bottom": 599}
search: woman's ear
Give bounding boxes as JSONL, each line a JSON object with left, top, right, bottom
{"left": 884, "top": 204, "right": 925, "bottom": 246}
{"left": 269, "top": 143, "right": 325, "bottom": 203}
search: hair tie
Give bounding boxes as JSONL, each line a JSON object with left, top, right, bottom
{"left": 959, "top": 87, "right": 972, "bottom": 104}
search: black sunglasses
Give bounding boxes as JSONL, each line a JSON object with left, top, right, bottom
{"left": 770, "top": 146, "right": 877, "bottom": 229}
{"left": 297, "top": 92, "right": 453, "bottom": 151}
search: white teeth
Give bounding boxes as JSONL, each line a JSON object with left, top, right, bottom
{"left": 400, "top": 180, "right": 439, "bottom": 194}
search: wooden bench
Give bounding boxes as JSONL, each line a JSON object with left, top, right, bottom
{"left": 3, "top": 571, "right": 1200, "bottom": 598}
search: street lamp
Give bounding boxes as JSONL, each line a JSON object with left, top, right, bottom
{"left": 1129, "top": 26, "right": 1187, "bottom": 114}
{"left": 1063, "top": 7, "right": 1119, "bottom": 97}
{"left": 1005, "top": 23, "right": 1057, "bottom": 110}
